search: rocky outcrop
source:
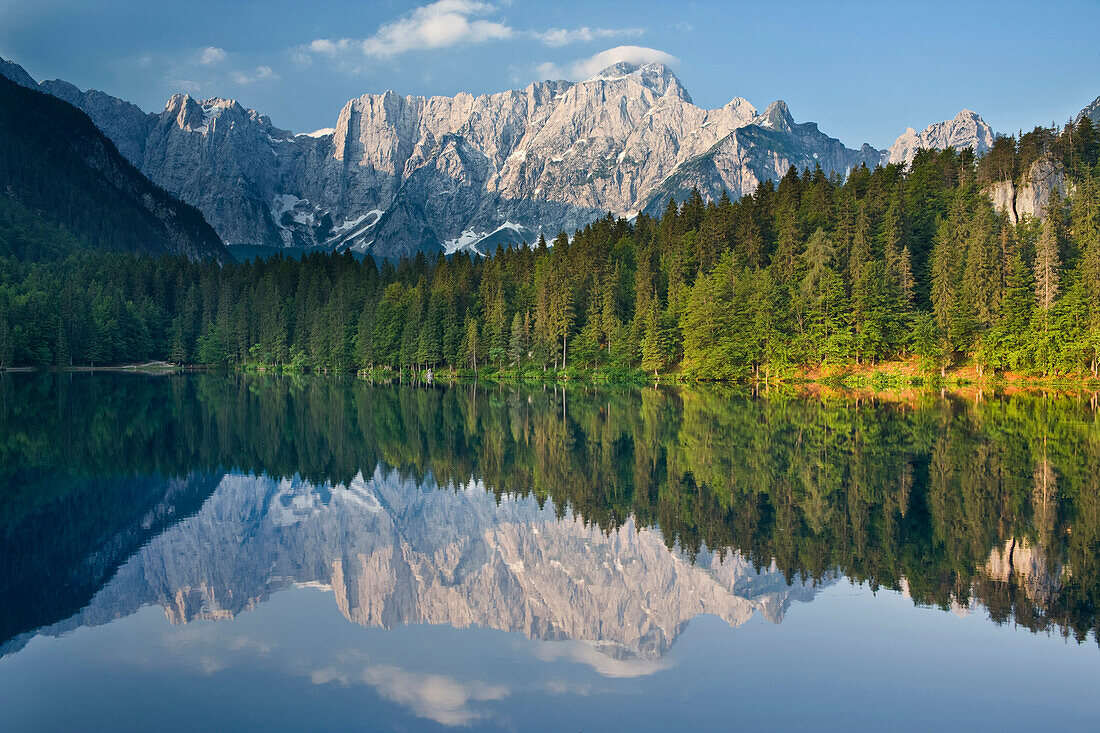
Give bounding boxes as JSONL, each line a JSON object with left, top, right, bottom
{"left": 0, "top": 56, "right": 37, "bottom": 88}
{"left": 885, "top": 109, "right": 995, "bottom": 167}
{"left": 29, "top": 469, "right": 820, "bottom": 661}
{"left": 988, "top": 156, "right": 1067, "bottom": 224}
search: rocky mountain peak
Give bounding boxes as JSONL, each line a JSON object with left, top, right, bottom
{"left": 885, "top": 108, "right": 994, "bottom": 166}
{"left": 163, "top": 93, "right": 207, "bottom": 132}
{"left": 756, "top": 100, "right": 795, "bottom": 132}
{"left": 586, "top": 61, "right": 690, "bottom": 103}
{"left": 30, "top": 470, "right": 819, "bottom": 661}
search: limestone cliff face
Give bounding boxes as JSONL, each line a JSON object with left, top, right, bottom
{"left": 49, "top": 469, "right": 819, "bottom": 660}
{"left": 0, "top": 71, "right": 230, "bottom": 261}
{"left": 988, "top": 156, "right": 1067, "bottom": 224}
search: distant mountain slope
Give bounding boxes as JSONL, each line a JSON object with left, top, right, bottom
{"left": 0, "top": 73, "right": 229, "bottom": 261}
{"left": 1077, "top": 94, "right": 1100, "bottom": 125}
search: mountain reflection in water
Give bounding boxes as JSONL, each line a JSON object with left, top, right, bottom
{"left": 0, "top": 373, "right": 1098, "bottom": 730}
{"left": 10, "top": 469, "right": 816, "bottom": 662}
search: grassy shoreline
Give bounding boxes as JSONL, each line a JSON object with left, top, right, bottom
{"left": 4, "top": 359, "right": 1099, "bottom": 391}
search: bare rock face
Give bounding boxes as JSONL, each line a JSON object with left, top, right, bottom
{"left": 139, "top": 93, "right": 307, "bottom": 248}
{"left": 47, "top": 469, "right": 819, "bottom": 661}
{"left": 885, "top": 109, "right": 994, "bottom": 167}
{"left": 988, "top": 156, "right": 1067, "bottom": 224}
{"left": 0, "top": 72, "right": 230, "bottom": 261}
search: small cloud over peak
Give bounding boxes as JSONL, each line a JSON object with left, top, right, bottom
{"left": 198, "top": 46, "right": 227, "bottom": 66}
{"left": 573, "top": 46, "right": 679, "bottom": 78}
{"left": 536, "top": 46, "right": 680, "bottom": 81}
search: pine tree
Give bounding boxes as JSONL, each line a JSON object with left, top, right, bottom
{"left": 600, "top": 266, "right": 621, "bottom": 358}
{"left": 462, "top": 316, "right": 480, "bottom": 375}
{"left": 640, "top": 296, "right": 668, "bottom": 378}
{"left": 772, "top": 201, "right": 800, "bottom": 284}
{"left": 799, "top": 228, "right": 846, "bottom": 364}
{"left": 1032, "top": 213, "right": 1062, "bottom": 375}
{"left": 0, "top": 306, "right": 11, "bottom": 370}
{"left": 508, "top": 311, "right": 526, "bottom": 366}
{"left": 1034, "top": 214, "right": 1061, "bottom": 311}
{"left": 487, "top": 285, "right": 508, "bottom": 367}
{"left": 897, "top": 245, "right": 915, "bottom": 310}
{"left": 355, "top": 303, "right": 375, "bottom": 369}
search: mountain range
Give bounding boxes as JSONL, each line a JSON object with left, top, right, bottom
{"left": 2, "top": 56, "right": 1002, "bottom": 260}
{"left": 4, "top": 469, "right": 819, "bottom": 662}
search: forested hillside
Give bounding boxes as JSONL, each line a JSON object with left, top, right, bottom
{"left": 0, "top": 74, "right": 228, "bottom": 262}
{"left": 1, "top": 115, "right": 1098, "bottom": 378}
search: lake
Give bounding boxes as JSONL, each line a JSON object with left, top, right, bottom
{"left": 1, "top": 373, "right": 1098, "bottom": 731}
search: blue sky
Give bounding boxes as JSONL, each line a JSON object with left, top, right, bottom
{"left": 1, "top": 0, "right": 1097, "bottom": 148}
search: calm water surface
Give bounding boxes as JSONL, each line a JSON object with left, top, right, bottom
{"left": 0, "top": 374, "right": 1098, "bottom": 731}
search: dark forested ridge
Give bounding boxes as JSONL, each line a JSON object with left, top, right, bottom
{"left": 0, "top": 74, "right": 228, "bottom": 263}
{"left": 1, "top": 108, "right": 1098, "bottom": 379}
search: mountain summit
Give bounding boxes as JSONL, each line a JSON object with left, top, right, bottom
{"left": 586, "top": 61, "right": 692, "bottom": 102}
{"left": 885, "top": 109, "right": 995, "bottom": 166}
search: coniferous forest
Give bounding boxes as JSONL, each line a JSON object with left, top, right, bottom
{"left": 1, "top": 118, "right": 1099, "bottom": 380}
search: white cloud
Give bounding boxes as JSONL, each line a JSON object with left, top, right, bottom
{"left": 362, "top": 0, "right": 513, "bottom": 58}
{"left": 535, "top": 61, "right": 565, "bottom": 79}
{"left": 311, "top": 663, "right": 508, "bottom": 727}
{"left": 308, "top": 38, "right": 352, "bottom": 57}
{"left": 535, "top": 45, "right": 679, "bottom": 81}
{"left": 292, "top": 3, "right": 650, "bottom": 74}
{"left": 199, "top": 46, "right": 227, "bottom": 66}
{"left": 363, "top": 665, "right": 507, "bottom": 726}
{"left": 533, "top": 26, "right": 643, "bottom": 47}
{"left": 230, "top": 65, "right": 280, "bottom": 85}
{"left": 570, "top": 45, "right": 679, "bottom": 78}
{"left": 168, "top": 78, "right": 204, "bottom": 94}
